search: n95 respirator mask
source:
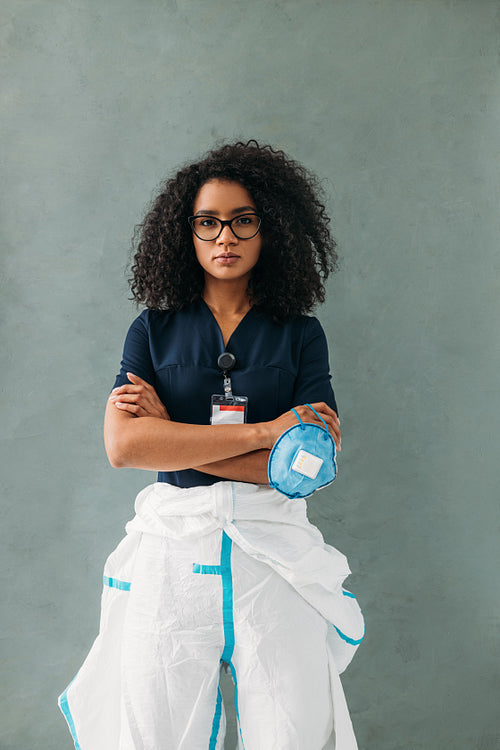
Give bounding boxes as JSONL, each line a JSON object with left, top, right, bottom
{"left": 268, "top": 404, "right": 337, "bottom": 499}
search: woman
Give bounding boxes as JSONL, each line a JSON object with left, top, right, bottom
{"left": 59, "top": 141, "right": 364, "bottom": 750}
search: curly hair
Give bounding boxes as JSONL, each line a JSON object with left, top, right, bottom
{"left": 129, "top": 140, "right": 338, "bottom": 321}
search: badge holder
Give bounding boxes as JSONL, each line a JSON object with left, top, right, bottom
{"left": 210, "top": 352, "right": 248, "bottom": 425}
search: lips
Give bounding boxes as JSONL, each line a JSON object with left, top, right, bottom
{"left": 214, "top": 253, "right": 240, "bottom": 264}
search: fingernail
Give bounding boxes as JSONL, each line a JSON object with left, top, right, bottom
{"left": 109, "top": 395, "right": 116, "bottom": 400}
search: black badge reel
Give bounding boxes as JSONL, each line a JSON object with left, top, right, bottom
{"left": 268, "top": 404, "right": 337, "bottom": 499}
{"left": 210, "top": 352, "right": 249, "bottom": 425}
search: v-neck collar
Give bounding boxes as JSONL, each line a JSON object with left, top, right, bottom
{"left": 200, "top": 298, "right": 254, "bottom": 350}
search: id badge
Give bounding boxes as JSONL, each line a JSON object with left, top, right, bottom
{"left": 210, "top": 395, "right": 248, "bottom": 424}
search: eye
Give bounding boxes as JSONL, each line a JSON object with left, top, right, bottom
{"left": 199, "top": 217, "right": 217, "bottom": 227}
{"left": 234, "top": 215, "right": 256, "bottom": 226}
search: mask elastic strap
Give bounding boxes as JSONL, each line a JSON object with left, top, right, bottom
{"left": 305, "top": 403, "right": 329, "bottom": 433}
{"left": 291, "top": 407, "right": 305, "bottom": 430}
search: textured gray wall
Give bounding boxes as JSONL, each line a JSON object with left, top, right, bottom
{"left": 1, "top": 1, "right": 499, "bottom": 748}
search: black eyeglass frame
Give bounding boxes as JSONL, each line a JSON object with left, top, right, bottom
{"left": 188, "top": 213, "right": 262, "bottom": 241}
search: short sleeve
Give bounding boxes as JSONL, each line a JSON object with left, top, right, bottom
{"left": 112, "top": 311, "right": 155, "bottom": 391}
{"left": 292, "top": 317, "right": 338, "bottom": 415}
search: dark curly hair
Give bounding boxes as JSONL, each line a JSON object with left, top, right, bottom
{"left": 129, "top": 140, "right": 338, "bottom": 321}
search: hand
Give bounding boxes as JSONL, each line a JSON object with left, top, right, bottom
{"left": 264, "top": 402, "right": 341, "bottom": 452}
{"left": 108, "top": 373, "right": 170, "bottom": 420}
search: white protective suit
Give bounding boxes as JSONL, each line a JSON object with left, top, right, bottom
{"left": 59, "top": 481, "right": 364, "bottom": 749}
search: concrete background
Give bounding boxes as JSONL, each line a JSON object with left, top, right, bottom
{"left": 1, "top": 1, "right": 499, "bottom": 748}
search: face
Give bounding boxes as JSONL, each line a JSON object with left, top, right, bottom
{"left": 191, "top": 179, "right": 262, "bottom": 287}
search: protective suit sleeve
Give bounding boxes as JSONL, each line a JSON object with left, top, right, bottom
{"left": 292, "top": 317, "right": 338, "bottom": 415}
{"left": 112, "top": 310, "right": 155, "bottom": 391}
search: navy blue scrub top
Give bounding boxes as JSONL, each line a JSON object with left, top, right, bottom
{"left": 113, "top": 299, "right": 338, "bottom": 488}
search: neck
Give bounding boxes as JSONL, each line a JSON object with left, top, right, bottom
{"left": 202, "top": 276, "right": 252, "bottom": 316}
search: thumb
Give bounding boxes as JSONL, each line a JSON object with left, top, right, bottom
{"left": 126, "top": 372, "right": 146, "bottom": 384}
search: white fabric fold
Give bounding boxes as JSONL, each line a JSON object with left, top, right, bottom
{"left": 59, "top": 481, "right": 363, "bottom": 750}
{"left": 126, "top": 481, "right": 365, "bottom": 658}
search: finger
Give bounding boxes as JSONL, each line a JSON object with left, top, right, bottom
{"left": 127, "top": 372, "right": 151, "bottom": 388}
{"left": 309, "top": 407, "right": 341, "bottom": 447}
{"left": 109, "top": 392, "right": 144, "bottom": 405}
{"left": 295, "top": 403, "right": 334, "bottom": 427}
{"left": 320, "top": 418, "right": 341, "bottom": 451}
{"left": 112, "top": 394, "right": 167, "bottom": 421}
{"left": 326, "top": 421, "right": 341, "bottom": 448}
{"left": 312, "top": 403, "right": 340, "bottom": 428}
{"left": 114, "top": 401, "right": 146, "bottom": 416}
{"left": 326, "top": 418, "right": 341, "bottom": 446}
{"left": 309, "top": 402, "right": 340, "bottom": 425}
{"left": 331, "top": 425, "right": 342, "bottom": 452}
{"left": 299, "top": 405, "right": 341, "bottom": 451}
{"left": 109, "top": 387, "right": 145, "bottom": 400}
{"left": 109, "top": 391, "right": 153, "bottom": 409}
{"left": 294, "top": 403, "right": 334, "bottom": 427}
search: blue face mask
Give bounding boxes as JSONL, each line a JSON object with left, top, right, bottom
{"left": 268, "top": 404, "right": 337, "bottom": 499}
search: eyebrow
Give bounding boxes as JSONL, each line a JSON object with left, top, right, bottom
{"left": 193, "top": 205, "right": 256, "bottom": 217}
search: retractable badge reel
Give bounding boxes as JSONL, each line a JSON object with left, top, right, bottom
{"left": 210, "top": 352, "right": 249, "bottom": 425}
{"left": 268, "top": 404, "right": 337, "bottom": 499}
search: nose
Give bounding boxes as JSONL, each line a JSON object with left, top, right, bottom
{"left": 216, "top": 223, "right": 238, "bottom": 245}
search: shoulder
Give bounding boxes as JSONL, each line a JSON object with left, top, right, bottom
{"left": 248, "top": 311, "right": 329, "bottom": 365}
{"left": 286, "top": 315, "right": 330, "bottom": 363}
{"left": 250, "top": 308, "right": 328, "bottom": 347}
{"left": 127, "top": 306, "right": 190, "bottom": 334}
{"left": 280, "top": 313, "right": 327, "bottom": 343}
{"left": 253, "top": 308, "right": 323, "bottom": 332}
{"left": 294, "top": 314, "right": 325, "bottom": 333}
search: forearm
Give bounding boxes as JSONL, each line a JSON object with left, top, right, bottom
{"left": 105, "top": 410, "right": 269, "bottom": 471}
{"left": 194, "top": 449, "right": 270, "bottom": 484}
{"left": 105, "top": 394, "right": 339, "bottom": 473}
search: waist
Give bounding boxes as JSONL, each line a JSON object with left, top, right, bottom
{"left": 156, "top": 469, "right": 226, "bottom": 488}
{"left": 125, "top": 481, "right": 310, "bottom": 539}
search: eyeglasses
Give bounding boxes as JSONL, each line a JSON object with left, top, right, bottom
{"left": 188, "top": 213, "right": 262, "bottom": 241}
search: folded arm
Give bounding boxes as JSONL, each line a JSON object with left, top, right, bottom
{"left": 104, "top": 401, "right": 269, "bottom": 473}
{"left": 194, "top": 449, "right": 270, "bottom": 484}
{"left": 105, "top": 374, "right": 340, "bottom": 481}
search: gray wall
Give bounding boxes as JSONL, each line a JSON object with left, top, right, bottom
{"left": 2, "top": 1, "right": 499, "bottom": 748}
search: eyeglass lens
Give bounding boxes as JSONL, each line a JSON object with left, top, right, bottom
{"left": 191, "top": 214, "right": 260, "bottom": 240}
